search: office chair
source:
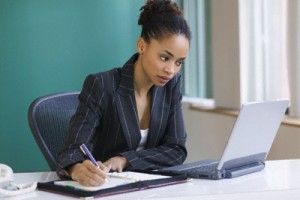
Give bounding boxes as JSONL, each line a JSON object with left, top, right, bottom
{"left": 28, "top": 92, "right": 80, "bottom": 171}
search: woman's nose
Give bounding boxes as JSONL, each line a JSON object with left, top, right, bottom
{"left": 164, "top": 63, "right": 176, "bottom": 74}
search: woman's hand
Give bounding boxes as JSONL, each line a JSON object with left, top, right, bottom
{"left": 104, "top": 156, "right": 129, "bottom": 172}
{"left": 69, "top": 160, "right": 109, "bottom": 186}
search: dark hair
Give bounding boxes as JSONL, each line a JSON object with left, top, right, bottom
{"left": 138, "top": 0, "right": 191, "bottom": 43}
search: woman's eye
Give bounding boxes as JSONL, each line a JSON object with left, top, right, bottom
{"left": 176, "top": 61, "right": 184, "bottom": 66}
{"left": 160, "top": 56, "right": 168, "bottom": 62}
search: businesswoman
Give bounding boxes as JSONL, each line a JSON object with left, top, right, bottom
{"left": 57, "top": 0, "right": 191, "bottom": 186}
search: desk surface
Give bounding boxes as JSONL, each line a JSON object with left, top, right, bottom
{"left": 3, "top": 159, "right": 300, "bottom": 200}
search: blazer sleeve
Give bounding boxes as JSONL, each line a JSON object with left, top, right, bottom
{"left": 120, "top": 75, "right": 187, "bottom": 170}
{"left": 57, "top": 74, "right": 105, "bottom": 171}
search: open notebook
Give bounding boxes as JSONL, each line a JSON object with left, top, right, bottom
{"left": 158, "top": 99, "right": 289, "bottom": 180}
{"left": 54, "top": 171, "right": 171, "bottom": 191}
{"left": 37, "top": 171, "right": 187, "bottom": 198}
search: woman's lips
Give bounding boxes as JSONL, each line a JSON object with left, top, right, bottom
{"left": 157, "top": 75, "right": 171, "bottom": 84}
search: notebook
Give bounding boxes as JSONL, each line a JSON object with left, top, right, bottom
{"left": 37, "top": 171, "right": 188, "bottom": 198}
{"left": 53, "top": 171, "right": 172, "bottom": 191}
{"left": 158, "top": 99, "right": 289, "bottom": 180}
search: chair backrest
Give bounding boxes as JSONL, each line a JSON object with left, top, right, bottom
{"left": 28, "top": 92, "right": 80, "bottom": 171}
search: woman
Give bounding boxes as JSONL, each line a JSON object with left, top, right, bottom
{"left": 57, "top": 0, "right": 191, "bottom": 186}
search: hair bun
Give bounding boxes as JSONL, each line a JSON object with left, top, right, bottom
{"left": 138, "top": 0, "right": 183, "bottom": 26}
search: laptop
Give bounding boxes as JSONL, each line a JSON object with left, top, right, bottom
{"left": 158, "top": 99, "right": 289, "bottom": 180}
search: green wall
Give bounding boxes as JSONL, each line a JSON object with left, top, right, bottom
{"left": 0, "top": 0, "right": 144, "bottom": 172}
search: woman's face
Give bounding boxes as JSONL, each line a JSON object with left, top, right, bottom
{"left": 138, "top": 34, "right": 189, "bottom": 87}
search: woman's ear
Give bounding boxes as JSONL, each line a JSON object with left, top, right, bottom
{"left": 137, "top": 37, "right": 146, "bottom": 55}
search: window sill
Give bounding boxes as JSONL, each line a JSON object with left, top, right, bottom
{"left": 189, "top": 104, "right": 300, "bottom": 128}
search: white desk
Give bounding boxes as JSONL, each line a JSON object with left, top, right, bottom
{"left": 2, "top": 159, "right": 300, "bottom": 200}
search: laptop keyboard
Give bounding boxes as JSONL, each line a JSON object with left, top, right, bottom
{"left": 181, "top": 162, "right": 219, "bottom": 173}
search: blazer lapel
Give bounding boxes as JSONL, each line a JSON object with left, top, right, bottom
{"left": 147, "top": 86, "right": 168, "bottom": 148}
{"left": 115, "top": 54, "right": 141, "bottom": 150}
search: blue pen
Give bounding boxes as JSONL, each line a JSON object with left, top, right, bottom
{"left": 80, "top": 143, "right": 99, "bottom": 168}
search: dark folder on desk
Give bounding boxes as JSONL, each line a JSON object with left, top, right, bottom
{"left": 37, "top": 171, "right": 187, "bottom": 199}
{"left": 158, "top": 100, "right": 289, "bottom": 180}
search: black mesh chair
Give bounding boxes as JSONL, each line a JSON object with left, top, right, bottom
{"left": 28, "top": 92, "right": 80, "bottom": 171}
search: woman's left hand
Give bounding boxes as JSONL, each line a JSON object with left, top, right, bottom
{"left": 104, "top": 156, "right": 129, "bottom": 172}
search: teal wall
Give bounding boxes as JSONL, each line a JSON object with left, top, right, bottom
{"left": 0, "top": 0, "right": 144, "bottom": 172}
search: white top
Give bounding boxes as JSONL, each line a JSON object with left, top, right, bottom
{"left": 136, "top": 129, "right": 149, "bottom": 151}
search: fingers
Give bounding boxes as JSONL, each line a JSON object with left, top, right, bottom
{"left": 69, "top": 157, "right": 129, "bottom": 186}
{"left": 98, "top": 161, "right": 111, "bottom": 173}
{"left": 104, "top": 159, "right": 121, "bottom": 172}
{"left": 69, "top": 160, "right": 108, "bottom": 186}
{"left": 103, "top": 156, "right": 129, "bottom": 172}
{"left": 84, "top": 160, "right": 108, "bottom": 184}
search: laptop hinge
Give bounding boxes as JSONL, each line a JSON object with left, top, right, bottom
{"left": 224, "top": 162, "right": 265, "bottom": 178}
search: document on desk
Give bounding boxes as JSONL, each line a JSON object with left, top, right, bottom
{"left": 54, "top": 171, "right": 171, "bottom": 191}
{"left": 37, "top": 171, "right": 188, "bottom": 198}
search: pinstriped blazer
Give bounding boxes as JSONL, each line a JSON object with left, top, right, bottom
{"left": 57, "top": 53, "right": 187, "bottom": 172}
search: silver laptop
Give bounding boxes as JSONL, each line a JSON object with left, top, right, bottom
{"left": 159, "top": 99, "right": 289, "bottom": 180}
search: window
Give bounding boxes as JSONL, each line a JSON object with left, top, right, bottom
{"left": 239, "top": 0, "right": 290, "bottom": 103}
{"left": 182, "top": 0, "right": 212, "bottom": 98}
{"left": 183, "top": 0, "right": 300, "bottom": 117}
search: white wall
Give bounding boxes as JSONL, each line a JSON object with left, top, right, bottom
{"left": 182, "top": 102, "right": 300, "bottom": 163}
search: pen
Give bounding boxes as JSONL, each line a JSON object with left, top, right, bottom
{"left": 80, "top": 143, "right": 99, "bottom": 168}
{"left": 80, "top": 143, "right": 110, "bottom": 183}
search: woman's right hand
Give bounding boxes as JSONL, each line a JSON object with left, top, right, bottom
{"left": 69, "top": 160, "right": 109, "bottom": 186}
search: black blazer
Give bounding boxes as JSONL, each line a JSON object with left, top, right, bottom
{"left": 57, "top": 54, "right": 187, "bottom": 172}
